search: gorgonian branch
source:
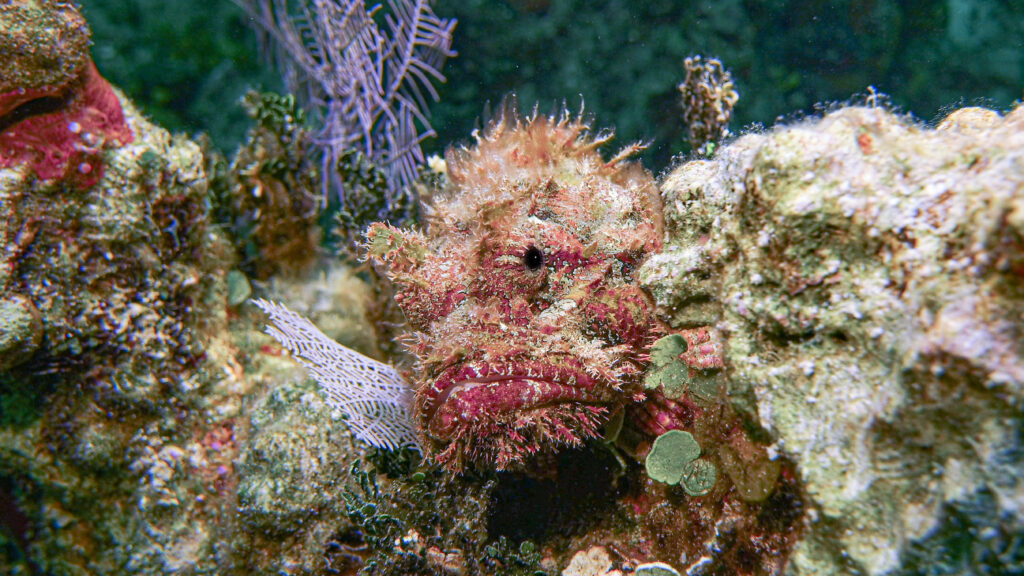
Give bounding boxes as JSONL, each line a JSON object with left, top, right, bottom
{"left": 237, "top": 0, "right": 455, "bottom": 222}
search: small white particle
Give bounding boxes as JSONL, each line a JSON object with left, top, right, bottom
{"left": 800, "top": 361, "right": 815, "bottom": 376}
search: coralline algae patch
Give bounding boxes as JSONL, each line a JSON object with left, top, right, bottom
{"left": 0, "top": 0, "right": 133, "bottom": 188}
{"left": 0, "top": 62, "right": 134, "bottom": 188}
{"left": 641, "top": 105, "right": 1024, "bottom": 574}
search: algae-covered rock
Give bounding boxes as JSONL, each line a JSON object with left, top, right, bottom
{"left": 234, "top": 374, "right": 366, "bottom": 574}
{"left": 0, "top": 83, "right": 376, "bottom": 571}
{"left": 0, "top": 0, "right": 91, "bottom": 95}
{"left": 0, "top": 294, "right": 41, "bottom": 370}
{"left": 0, "top": 87, "right": 231, "bottom": 573}
{"left": 641, "top": 105, "right": 1024, "bottom": 575}
{"left": 0, "top": 5, "right": 379, "bottom": 570}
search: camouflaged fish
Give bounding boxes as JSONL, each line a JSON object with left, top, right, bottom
{"left": 365, "top": 109, "right": 671, "bottom": 470}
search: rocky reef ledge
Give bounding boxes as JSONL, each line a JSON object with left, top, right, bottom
{"left": 641, "top": 105, "right": 1024, "bottom": 575}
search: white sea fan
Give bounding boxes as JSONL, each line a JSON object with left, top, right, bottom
{"left": 253, "top": 299, "right": 421, "bottom": 452}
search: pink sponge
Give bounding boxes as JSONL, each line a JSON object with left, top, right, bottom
{"left": 0, "top": 61, "right": 133, "bottom": 188}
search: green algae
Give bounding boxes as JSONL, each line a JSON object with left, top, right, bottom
{"left": 645, "top": 429, "right": 716, "bottom": 496}
{"left": 645, "top": 429, "right": 701, "bottom": 485}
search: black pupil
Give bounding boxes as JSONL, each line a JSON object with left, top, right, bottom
{"left": 523, "top": 246, "right": 544, "bottom": 270}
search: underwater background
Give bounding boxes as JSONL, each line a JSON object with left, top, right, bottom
{"left": 2, "top": 1, "right": 1024, "bottom": 575}
{"left": 80, "top": 0, "right": 1023, "bottom": 169}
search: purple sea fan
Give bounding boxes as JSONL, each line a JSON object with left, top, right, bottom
{"left": 237, "top": 0, "right": 456, "bottom": 217}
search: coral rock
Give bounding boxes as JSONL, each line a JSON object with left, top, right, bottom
{"left": 0, "top": 293, "right": 41, "bottom": 370}
{"left": 642, "top": 104, "right": 1024, "bottom": 574}
{"left": 0, "top": 1, "right": 132, "bottom": 188}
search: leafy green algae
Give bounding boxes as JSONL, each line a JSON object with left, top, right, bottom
{"left": 643, "top": 334, "right": 688, "bottom": 394}
{"left": 644, "top": 430, "right": 717, "bottom": 497}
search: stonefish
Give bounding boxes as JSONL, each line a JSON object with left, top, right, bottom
{"left": 366, "top": 110, "right": 668, "bottom": 470}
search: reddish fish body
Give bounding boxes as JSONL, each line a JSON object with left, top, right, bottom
{"left": 367, "top": 111, "right": 664, "bottom": 470}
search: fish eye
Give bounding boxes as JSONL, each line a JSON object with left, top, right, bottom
{"left": 523, "top": 245, "right": 544, "bottom": 271}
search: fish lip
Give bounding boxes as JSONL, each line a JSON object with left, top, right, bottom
{"left": 421, "top": 360, "right": 608, "bottom": 440}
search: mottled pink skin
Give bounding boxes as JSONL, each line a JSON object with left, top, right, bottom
{"left": 678, "top": 327, "right": 725, "bottom": 371}
{"left": 0, "top": 61, "right": 133, "bottom": 188}
{"left": 631, "top": 327, "right": 727, "bottom": 440}
{"left": 425, "top": 360, "right": 606, "bottom": 436}
{"left": 367, "top": 112, "right": 667, "bottom": 470}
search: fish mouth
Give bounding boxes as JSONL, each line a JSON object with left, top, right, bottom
{"left": 421, "top": 361, "right": 610, "bottom": 441}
